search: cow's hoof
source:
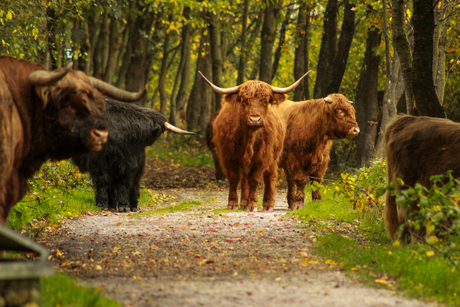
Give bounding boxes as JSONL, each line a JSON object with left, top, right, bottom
{"left": 263, "top": 207, "right": 274, "bottom": 212}
{"left": 247, "top": 206, "right": 257, "bottom": 212}
{"left": 118, "top": 206, "right": 128, "bottom": 212}
{"left": 130, "top": 207, "right": 138, "bottom": 212}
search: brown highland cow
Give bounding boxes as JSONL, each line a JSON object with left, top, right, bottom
{"left": 279, "top": 93, "right": 359, "bottom": 210}
{"left": 385, "top": 115, "right": 460, "bottom": 242}
{"left": 0, "top": 56, "right": 145, "bottom": 223}
{"left": 200, "top": 71, "right": 309, "bottom": 211}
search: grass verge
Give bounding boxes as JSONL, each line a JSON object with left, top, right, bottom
{"left": 291, "top": 184, "right": 460, "bottom": 306}
{"left": 41, "top": 273, "right": 121, "bottom": 307}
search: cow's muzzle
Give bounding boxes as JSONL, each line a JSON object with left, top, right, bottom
{"left": 248, "top": 116, "right": 262, "bottom": 127}
{"left": 89, "top": 128, "right": 109, "bottom": 151}
{"left": 348, "top": 127, "right": 360, "bottom": 136}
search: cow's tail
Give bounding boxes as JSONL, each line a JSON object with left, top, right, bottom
{"left": 384, "top": 165, "right": 400, "bottom": 240}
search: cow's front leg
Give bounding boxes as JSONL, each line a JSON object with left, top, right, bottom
{"left": 95, "top": 183, "right": 110, "bottom": 211}
{"left": 262, "top": 164, "right": 277, "bottom": 212}
{"left": 293, "top": 175, "right": 308, "bottom": 210}
{"left": 227, "top": 172, "right": 240, "bottom": 210}
{"left": 246, "top": 164, "right": 263, "bottom": 212}
{"left": 116, "top": 178, "right": 131, "bottom": 212}
{"left": 240, "top": 176, "right": 249, "bottom": 210}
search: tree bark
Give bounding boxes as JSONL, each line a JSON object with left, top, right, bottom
{"left": 354, "top": 26, "right": 381, "bottom": 168}
{"left": 375, "top": 0, "right": 399, "bottom": 157}
{"left": 174, "top": 6, "right": 193, "bottom": 123}
{"left": 313, "top": 0, "right": 337, "bottom": 98}
{"left": 411, "top": 0, "right": 444, "bottom": 117}
{"left": 187, "top": 28, "right": 212, "bottom": 133}
{"left": 46, "top": 6, "right": 58, "bottom": 70}
{"left": 104, "top": 3, "right": 123, "bottom": 83}
{"left": 92, "top": 10, "right": 109, "bottom": 79}
{"left": 272, "top": 3, "right": 293, "bottom": 78}
{"left": 116, "top": 0, "right": 137, "bottom": 88}
{"left": 158, "top": 10, "right": 174, "bottom": 116}
{"left": 293, "top": 1, "right": 311, "bottom": 101}
{"left": 324, "top": 0, "right": 355, "bottom": 95}
{"left": 237, "top": 0, "right": 250, "bottom": 84}
{"left": 209, "top": 10, "right": 223, "bottom": 113}
{"left": 259, "top": 0, "right": 282, "bottom": 83}
{"left": 392, "top": 0, "right": 415, "bottom": 114}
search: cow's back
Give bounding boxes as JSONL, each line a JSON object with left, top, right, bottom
{"left": 385, "top": 115, "right": 460, "bottom": 187}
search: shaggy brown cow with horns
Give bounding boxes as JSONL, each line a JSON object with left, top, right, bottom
{"left": 200, "top": 71, "right": 310, "bottom": 212}
{"left": 0, "top": 56, "right": 145, "bottom": 223}
{"left": 279, "top": 94, "right": 359, "bottom": 210}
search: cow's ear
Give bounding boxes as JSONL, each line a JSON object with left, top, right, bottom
{"left": 271, "top": 93, "right": 286, "bottom": 105}
{"left": 34, "top": 87, "right": 52, "bottom": 108}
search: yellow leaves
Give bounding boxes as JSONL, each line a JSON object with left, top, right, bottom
{"left": 392, "top": 240, "right": 401, "bottom": 247}
{"left": 351, "top": 267, "right": 359, "bottom": 271}
{"left": 95, "top": 265, "right": 102, "bottom": 270}
{"left": 115, "top": 222, "right": 122, "bottom": 226}
{"left": 426, "top": 251, "right": 435, "bottom": 257}
{"left": 256, "top": 230, "right": 265, "bottom": 233}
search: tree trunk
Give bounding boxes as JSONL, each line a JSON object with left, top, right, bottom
{"left": 158, "top": 10, "right": 174, "bottom": 116}
{"left": 411, "top": 0, "right": 444, "bottom": 117}
{"left": 354, "top": 27, "right": 382, "bottom": 168}
{"left": 209, "top": 10, "right": 222, "bottom": 113}
{"left": 104, "top": 4, "right": 123, "bottom": 83}
{"left": 324, "top": 0, "right": 355, "bottom": 95}
{"left": 237, "top": 0, "right": 250, "bottom": 84}
{"left": 259, "top": 0, "right": 282, "bottom": 83}
{"left": 92, "top": 10, "right": 109, "bottom": 79}
{"left": 116, "top": 0, "right": 137, "bottom": 88}
{"left": 174, "top": 6, "right": 193, "bottom": 123}
{"left": 187, "top": 28, "right": 212, "bottom": 133}
{"left": 46, "top": 6, "right": 58, "bottom": 70}
{"left": 293, "top": 1, "right": 311, "bottom": 101}
{"left": 272, "top": 3, "right": 293, "bottom": 78}
{"left": 313, "top": 0, "right": 337, "bottom": 98}
{"left": 375, "top": 0, "right": 399, "bottom": 157}
{"left": 392, "top": 0, "right": 415, "bottom": 114}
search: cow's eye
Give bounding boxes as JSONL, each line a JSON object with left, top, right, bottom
{"left": 337, "top": 110, "right": 344, "bottom": 117}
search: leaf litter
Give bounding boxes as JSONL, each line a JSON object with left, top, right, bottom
{"left": 41, "top": 159, "right": 437, "bottom": 307}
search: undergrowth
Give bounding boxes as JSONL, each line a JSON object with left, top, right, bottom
{"left": 292, "top": 159, "right": 460, "bottom": 306}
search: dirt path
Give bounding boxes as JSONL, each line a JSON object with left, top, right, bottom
{"left": 41, "top": 188, "right": 437, "bottom": 307}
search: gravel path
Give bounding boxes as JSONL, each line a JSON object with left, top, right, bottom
{"left": 42, "top": 188, "right": 438, "bottom": 307}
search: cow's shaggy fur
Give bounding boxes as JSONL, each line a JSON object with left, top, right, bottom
{"left": 279, "top": 93, "right": 359, "bottom": 210}
{"left": 384, "top": 115, "right": 460, "bottom": 242}
{"left": 212, "top": 81, "right": 286, "bottom": 212}
{"left": 72, "top": 100, "right": 168, "bottom": 212}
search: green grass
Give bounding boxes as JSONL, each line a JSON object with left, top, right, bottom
{"left": 41, "top": 273, "right": 121, "bottom": 307}
{"left": 291, "top": 183, "right": 460, "bottom": 306}
{"left": 7, "top": 188, "right": 98, "bottom": 232}
{"left": 146, "top": 135, "right": 213, "bottom": 167}
{"left": 137, "top": 200, "right": 204, "bottom": 215}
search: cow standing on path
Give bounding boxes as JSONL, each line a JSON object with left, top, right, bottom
{"left": 72, "top": 99, "right": 195, "bottom": 212}
{"left": 279, "top": 94, "right": 359, "bottom": 210}
{"left": 200, "top": 71, "right": 310, "bottom": 212}
{"left": 0, "top": 56, "right": 145, "bottom": 223}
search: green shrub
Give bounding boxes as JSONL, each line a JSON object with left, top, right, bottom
{"left": 389, "top": 171, "right": 460, "bottom": 264}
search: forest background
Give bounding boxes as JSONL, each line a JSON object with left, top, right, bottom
{"left": 1, "top": 0, "right": 459, "bottom": 169}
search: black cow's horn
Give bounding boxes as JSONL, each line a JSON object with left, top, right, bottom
{"left": 89, "top": 77, "right": 147, "bottom": 102}
{"left": 199, "top": 71, "right": 239, "bottom": 95}
{"left": 164, "top": 122, "right": 195, "bottom": 135}
{"left": 29, "top": 62, "right": 73, "bottom": 86}
{"left": 271, "top": 71, "right": 311, "bottom": 94}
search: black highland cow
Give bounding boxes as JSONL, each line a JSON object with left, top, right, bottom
{"left": 73, "top": 99, "right": 194, "bottom": 212}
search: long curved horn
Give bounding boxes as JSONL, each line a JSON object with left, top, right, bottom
{"left": 89, "top": 77, "right": 147, "bottom": 102}
{"left": 29, "top": 62, "right": 73, "bottom": 86}
{"left": 199, "top": 71, "right": 239, "bottom": 95}
{"left": 164, "top": 122, "right": 195, "bottom": 135}
{"left": 271, "top": 70, "right": 311, "bottom": 94}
